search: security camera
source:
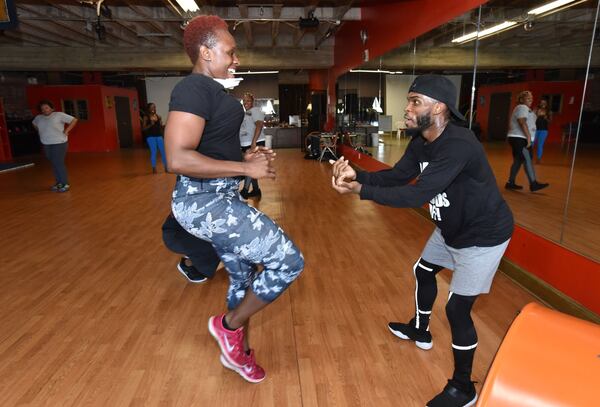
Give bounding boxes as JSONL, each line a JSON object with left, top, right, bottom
{"left": 524, "top": 20, "right": 534, "bottom": 32}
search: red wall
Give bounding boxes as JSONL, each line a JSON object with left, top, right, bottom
{"left": 477, "top": 81, "right": 584, "bottom": 143}
{"left": 26, "top": 85, "right": 141, "bottom": 152}
{"left": 100, "top": 86, "right": 142, "bottom": 151}
{"left": 324, "top": 0, "right": 486, "bottom": 129}
{"left": 308, "top": 70, "right": 328, "bottom": 91}
{"left": 337, "top": 144, "right": 600, "bottom": 316}
{"left": 0, "top": 98, "right": 12, "bottom": 161}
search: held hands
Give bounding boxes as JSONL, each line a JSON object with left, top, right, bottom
{"left": 243, "top": 146, "right": 277, "bottom": 179}
{"left": 329, "top": 156, "right": 361, "bottom": 195}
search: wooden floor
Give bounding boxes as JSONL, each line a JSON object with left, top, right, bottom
{"left": 1, "top": 149, "right": 538, "bottom": 406}
{"left": 369, "top": 135, "right": 600, "bottom": 262}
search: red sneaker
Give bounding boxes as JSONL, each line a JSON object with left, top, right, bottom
{"left": 219, "top": 350, "right": 266, "bottom": 383}
{"left": 208, "top": 314, "right": 246, "bottom": 368}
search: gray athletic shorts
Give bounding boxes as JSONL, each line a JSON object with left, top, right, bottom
{"left": 421, "top": 228, "right": 510, "bottom": 296}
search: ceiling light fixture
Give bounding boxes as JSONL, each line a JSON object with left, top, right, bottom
{"left": 452, "top": 0, "right": 588, "bottom": 45}
{"left": 233, "top": 70, "right": 279, "bottom": 75}
{"left": 174, "top": 0, "right": 199, "bottom": 12}
{"left": 528, "top": 0, "right": 579, "bottom": 15}
{"left": 349, "top": 69, "right": 403, "bottom": 75}
{"left": 452, "top": 21, "right": 517, "bottom": 44}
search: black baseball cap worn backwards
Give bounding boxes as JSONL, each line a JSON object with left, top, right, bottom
{"left": 409, "top": 74, "right": 466, "bottom": 121}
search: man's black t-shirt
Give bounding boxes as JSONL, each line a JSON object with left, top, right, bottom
{"left": 357, "top": 122, "right": 513, "bottom": 249}
{"left": 169, "top": 73, "right": 243, "bottom": 162}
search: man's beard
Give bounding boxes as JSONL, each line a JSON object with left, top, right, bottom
{"left": 415, "top": 112, "right": 433, "bottom": 131}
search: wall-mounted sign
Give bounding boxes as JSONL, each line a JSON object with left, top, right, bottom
{"left": 0, "top": 0, "right": 18, "bottom": 30}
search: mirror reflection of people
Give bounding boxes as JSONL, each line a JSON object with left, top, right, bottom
{"left": 142, "top": 103, "right": 167, "bottom": 173}
{"left": 239, "top": 92, "right": 265, "bottom": 199}
{"left": 32, "top": 100, "right": 78, "bottom": 192}
{"left": 330, "top": 75, "right": 514, "bottom": 407}
{"left": 505, "top": 91, "right": 549, "bottom": 192}
{"left": 534, "top": 99, "right": 551, "bottom": 164}
{"left": 164, "top": 15, "right": 304, "bottom": 384}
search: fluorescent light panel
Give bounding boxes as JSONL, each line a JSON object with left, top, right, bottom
{"left": 175, "top": 0, "right": 199, "bottom": 12}
{"left": 452, "top": 21, "right": 517, "bottom": 43}
{"left": 349, "top": 69, "right": 403, "bottom": 74}
{"left": 528, "top": 0, "right": 578, "bottom": 15}
{"left": 233, "top": 70, "right": 279, "bottom": 75}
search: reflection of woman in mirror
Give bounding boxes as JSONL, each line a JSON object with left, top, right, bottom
{"left": 534, "top": 99, "right": 551, "bottom": 163}
{"left": 505, "top": 90, "right": 549, "bottom": 192}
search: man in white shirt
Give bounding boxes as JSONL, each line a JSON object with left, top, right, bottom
{"left": 32, "top": 100, "right": 78, "bottom": 192}
{"left": 239, "top": 93, "right": 265, "bottom": 198}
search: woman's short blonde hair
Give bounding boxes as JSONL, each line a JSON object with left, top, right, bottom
{"left": 517, "top": 90, "right": 532, "bottom": 104}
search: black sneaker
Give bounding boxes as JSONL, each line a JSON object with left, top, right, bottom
{"left": 530, "top": 182, "right": 549, "bottom": 192}
{"left": 387, "top": 318, "right": 432, "bottom": 350}
{"left": 504, "top": 182, "right": 523, "bottom": 190}
{"left": 427, "top": 380, "right": 477, "bottom": 407}
{"left": 248, "top": 188, "right": 262, "bottom": 198}
{"left": 240, "top": 189, "right": 250, "bottom": 199}
{"left": 177, "top": 257, "right": 208, "bottom": 283}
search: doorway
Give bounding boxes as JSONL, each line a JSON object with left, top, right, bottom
{"left": 114, "top": 96, "right": 133, "bottom": 147}
{"left": 488, "top": 92, "right": 512, "bottom": 141}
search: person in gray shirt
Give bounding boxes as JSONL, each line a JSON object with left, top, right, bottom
{"left": 32, "top": 100, "right": 78, "bottom": 192}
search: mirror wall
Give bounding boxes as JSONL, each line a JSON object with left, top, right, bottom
{"left": 340, "top": 0, "right": 600, "bottom": 262}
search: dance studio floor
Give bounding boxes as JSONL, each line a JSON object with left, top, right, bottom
{"left": 1, "top": 148, "right": 539, "bottom": 406}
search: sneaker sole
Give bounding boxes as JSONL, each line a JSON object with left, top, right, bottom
{"left": 465, "top": 394, "right": 478, "bottom": 407}
{"left": 208, "top": 317, "right": 244, "bottom": 369}
{"left": 219, "top": 354, "right": 265, "bottom": 383}
{"left": 388, "top": 325, "right": 433, "bottom": 350}
{"left": 426, "top": 394, "right": 477, "bottom": 407}
{"left": 177, "top": 263, "right": 207, "bottom": 283}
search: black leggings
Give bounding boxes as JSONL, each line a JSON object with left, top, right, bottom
{"left": 508, "top": 137, "right": 536, "bottom": 185}
{"left": 413, "top": 258, "right": 479, "bottom": 388}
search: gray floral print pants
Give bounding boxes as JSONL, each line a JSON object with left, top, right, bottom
{"left": 172, "top": 176, "right": 304, "bottom": 309}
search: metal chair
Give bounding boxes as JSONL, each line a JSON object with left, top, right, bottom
{"left": 319, "top": 133, "right": 338, "bottom": 162}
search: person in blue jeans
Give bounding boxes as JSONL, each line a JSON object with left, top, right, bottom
{"left": 165, "top": 15, "right": 303, "bottom": 384}
{"left": 143, "top": 103, "right": 167, "bottom": 173}
{"left": 534, "top": 99, "right": 551, "bottom": 163}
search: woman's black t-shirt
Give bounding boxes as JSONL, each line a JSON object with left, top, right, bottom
{"left": 536, "top": 115, "right": 549, "bottom": 131}
{"left": 169, "top": 73, "right": 243, "bottom": 162}
{"left": 144, "top": 116, "right": 163, "bottom": 138}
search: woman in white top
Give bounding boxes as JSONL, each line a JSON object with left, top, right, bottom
{"left": 505, "top": 90, "right": 548, "bottom": 192}
{"left": 32, "top": 100, "right": 78, "bottom": 192}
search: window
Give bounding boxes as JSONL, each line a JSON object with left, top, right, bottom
{"left": 541, "top": 94, "right": 562, "bottom": 114}
{"left": 61, "top": 99, "right": 89, "bottom": 120}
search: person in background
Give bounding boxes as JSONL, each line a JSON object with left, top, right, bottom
{"left": 505, "top": 90, "right": 549, "bottom": 192}
{"left": 164, "top": 14, "right": 304, "bottom": 384}
{"left": 143, "top": 102, "right": 167, "bottom": 173}
{"left": 534, "top": 98, "right": 551, "bottom": 163}
{"left": 32, "top": 100, "right": 78, "bottom": 192}
{"left": 239, "top": 92, "right": 266, "bottom": 199}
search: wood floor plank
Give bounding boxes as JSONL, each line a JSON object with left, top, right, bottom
{"left": 1, "top": 148, "right": 540, "bottom": 406}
